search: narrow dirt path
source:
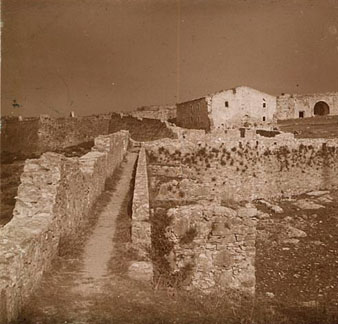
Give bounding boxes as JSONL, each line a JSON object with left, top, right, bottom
{"left": 75, "top": 152, "right": 138, "bottom": 294}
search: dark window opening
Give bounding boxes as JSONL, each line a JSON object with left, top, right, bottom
{"left": 262, "top": 116, "right": 266, "bottom": 122}
{"left": 263, "top": 103, "right": 266, "bottom": 108}
{"left": 299, "top": 111, "right": 304, "bottom": 118}
{"left": 225, "top": 101, "right": 229, "bottom": 108}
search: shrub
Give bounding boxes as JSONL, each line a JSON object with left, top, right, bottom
{"left": 180, "top": 227, "right": 197, "bottom": 245}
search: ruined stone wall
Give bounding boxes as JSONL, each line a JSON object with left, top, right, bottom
{"left": 109, "top": 113, "right": 177, "bottom": 142}
{"left": 276, "top": 92, "right": 338, "bottom": 120}
{"left": 0, "top": 131, "right": 129, "bottom": 323}
{"left": 165, "top": 204, "right": 257, "bottom": 293}
{"left": 146, "top": 136, "right": 338, "bottom": 293}
{"left": 176, "top": 97, "right": 211, "bottom": 131}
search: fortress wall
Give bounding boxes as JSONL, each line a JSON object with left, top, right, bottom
{"left": 109, "top": 113, "right": 177, "bottom": 142}
{"left": 37, "top": 115, "right": 111, "bottom": 152}
{"left": 1, "top": 115, "right": 111, "bottom": 156}
{"left": 0, "top": 131, "right": 129, "bottom": 324}
{"left": 131, "top": 146, "right": 151, "bottom": 256}
{"left": 1, "top": 113, "right": 176, "bottom": 158}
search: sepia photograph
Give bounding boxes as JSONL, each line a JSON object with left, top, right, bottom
{"left": 1, "top": 0, "right": 338, "bottom": 323}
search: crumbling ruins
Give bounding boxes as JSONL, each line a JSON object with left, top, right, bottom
{"left": 1, "top": 86, "right": 338, "bottom": 323}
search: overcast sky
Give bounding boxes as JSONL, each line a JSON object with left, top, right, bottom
{"left": 2, "top": 0, "right": 338, "bottom": 117}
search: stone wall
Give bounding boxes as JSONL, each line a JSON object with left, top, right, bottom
{"left": 129, "top": 105, "right": 176, "bottom": 121}
{"left": 276, "top": 92, "right": 338, "bottom": 120}
{"left": 37, "top": 115, "right": 111, "bottom": 152}
{"left": 1, "top": 113, "right": 177, "bottom": 157}
{"left": 165, "top": 204, "right": 257, "bottom": 293}
{"left": 131, "top": 146, "right": 151, "bottom": 257}
{"left": 109, "top": 113, "right": 177, "bottom": 142}
{"left": 146, "top": 137, "right": 338, "bottom": 203}
{"left": 1, "top": 115, "right": 111, "bottom": 156}
{"left": 145, "top": 136, "right": 338, "bottom": 293}
{"left": 0, "top": 131, "right": 129, "bottom": 323}
{"left": 0, "top": 117, "right": 40, "bottom": 157}
{"left": 176, "top": 98, "right": 211, "bottom": 131}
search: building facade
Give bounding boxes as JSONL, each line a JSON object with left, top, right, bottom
{"left": 176, "top": 86, "right": 276, "bottom": 131}
{"left": 276, "top": 92, "right": 338, "bottom": 120}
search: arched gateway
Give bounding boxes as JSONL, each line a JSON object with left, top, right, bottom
{"left": 314, "top": 101, "right": 330, "bottom": 116}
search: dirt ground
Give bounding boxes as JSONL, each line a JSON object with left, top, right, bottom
{"left": 278, "top": 115, "right": 338, "bottom": 139}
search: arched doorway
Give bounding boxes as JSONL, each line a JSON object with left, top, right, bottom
{"left": 314, "top": 101, "right": 330, "bottom": 116}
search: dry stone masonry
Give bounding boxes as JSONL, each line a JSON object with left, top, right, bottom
{"left": 145, "top": 134, "right": 338, "bottom": 294}
{"left": 0, "top": 131, "right": 129, "bottom": 323}
{"left": 165, "top": 203, "right": 257, "bottom": 293}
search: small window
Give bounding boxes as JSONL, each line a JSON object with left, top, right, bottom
{"left": 263, "top": 103, "right": 266, "bottom": 108}
{"left": 262, "top": 116, "right": 266, "bottom": 122}
{"left": 225, "top": 101, "right": 229, "bottom": 108}
{"left": 299, "top": 111, "right": 304, "bottom": 118}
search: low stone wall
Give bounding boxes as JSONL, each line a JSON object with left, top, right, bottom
{"left": 0, "top": 131, "right": 129, "bottom": 323}
{"left": 131, "top": 146, "right": 151, "bottom": 257}
{"left": 165, "top": 203, "right": 257, "bottom": 293}
{"left": 146, "top": 137, "right": 338, "bottom": 202}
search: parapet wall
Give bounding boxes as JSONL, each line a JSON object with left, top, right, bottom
{"left": 0, "top": 131, "right": 129, "bottom": 323}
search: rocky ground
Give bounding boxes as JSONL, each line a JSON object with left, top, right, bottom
{"left": 255, "top": 189, "right": 338, "bottom": 322}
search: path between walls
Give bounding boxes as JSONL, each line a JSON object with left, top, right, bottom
{"left": 17, "top": 150, "right": 143, "bottom": 323}
{"left": 75, "top": 151, "right": 139, "bottom": 294}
